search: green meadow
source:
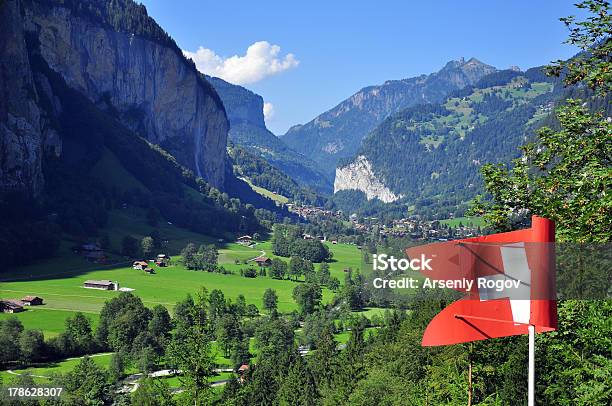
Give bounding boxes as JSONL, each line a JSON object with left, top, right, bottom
{"left": 1, "top": 237, "right": 363, "bottom": 338}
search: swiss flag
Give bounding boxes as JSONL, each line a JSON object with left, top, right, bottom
{"left": 406, "top": 216, "right": 557, "bottom": 346}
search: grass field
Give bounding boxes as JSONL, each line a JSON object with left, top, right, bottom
{"left": 0, "top": 325, "right": 373, "bottom": 387}
{"left": 0, "top": 353, "right": 114, "bottom": 384}
{"left": 440, "top": 216, "right": 485, "bottom": 228}
{"left": 1, "top": 236, "right": 363, "bottom": 338}
{"left": 240, "top": 178, "right": 289, "bottom": 205}
{"left": 0, "top": 308, "right": 99, "bottom": 339}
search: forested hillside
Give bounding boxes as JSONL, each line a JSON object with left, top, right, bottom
{"left": 335, "top": 67, "right": 566, "bottom": 217}
{"left": 229, "top": 144, "right": 325, "bottom": 206}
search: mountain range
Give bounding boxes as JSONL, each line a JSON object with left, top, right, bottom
{"left": 281, "top": 57, "right": 497, "bottom": 178}
{"left": 0, "top": 0, "right": 584, "bottom": 228}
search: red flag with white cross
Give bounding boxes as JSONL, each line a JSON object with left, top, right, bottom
{"left": 405, "top": 216, "right": 557, "bottom": 346}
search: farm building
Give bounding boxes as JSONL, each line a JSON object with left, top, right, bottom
{"left": 236, "top": 235, "right": 253, "bottom": 245}
{"left": 83, "top": 280, "right": 117, "bottom": 290}
{"left": 254, "top": 257, "right": 272, "bottom": 267}
{"left": 133, "top": 261, "right": 149, "bottom": 270}
{"left": 21, "top": 296, "right": 43, "bottom": 306}
{"left": 0, "top": 300, "right": 24, "bottom": 313}
{"left": 238, "top": 364, "right": 250, "bottom": 383}
{"left": 155, "top": 254, "right": 169, "bottom": 266}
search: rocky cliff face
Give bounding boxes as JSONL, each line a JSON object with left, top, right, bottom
{"left": 207, "top": 76, "right": 265, "bottom": 129}
{"left": 0, "top": 0, "right": 229, "bottom": 193}
{"left": 334, "top": 156, "right": 402, "bottom": 203}
{"left": 0, "top": 0, "right": 43, "bottom": 194}
{"left": 282, "top": 58, "right": 497, "bottom": 178}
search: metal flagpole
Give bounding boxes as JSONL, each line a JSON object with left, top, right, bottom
{"left": 528, "top": 324, "right": 535, "bottom": 406}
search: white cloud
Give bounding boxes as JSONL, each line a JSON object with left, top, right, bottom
{"left": 183, "top": 41, "right": 299, "bottom": 85}
{"left": 263, "top": 102, "right": 275, "bottom": 122}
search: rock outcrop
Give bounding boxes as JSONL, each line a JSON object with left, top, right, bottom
{"left": 334, "top": 156, "right": 402, "bottom": 203}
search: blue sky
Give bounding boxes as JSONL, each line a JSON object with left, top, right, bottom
{"left": 141, "top": 0, "right": 584, "bottom": 135}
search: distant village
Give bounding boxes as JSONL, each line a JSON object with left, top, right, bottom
{"left": 287, "top": 203, "right": 482, "bottom": 241}
{"left": 355, "top": 216, "right": 482, "bottom": 241}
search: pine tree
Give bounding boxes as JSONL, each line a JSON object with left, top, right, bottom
{"left": 277, "top": 354, "right": 320, "bottom": 406}
{"left": 308, "top": 329, "right": 338, "bottom": 390}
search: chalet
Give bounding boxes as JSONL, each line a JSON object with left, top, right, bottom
{"left": 155, "top": 254, "right": 169, "bottom": 266}
{"left": 331, "top": 240, "right": 338, "bottom": 244}
{"left": 236, "top": 235, "right": 253, "bottom": 245}
{"left": 83, "top": 280, "right": 117, "bottom": 291}
{"left": 133, "top": 261, "right": 149, "bottom": 270}
{"left": 77, "top": 243, "right": 106, "bottom": 263}
{"left": 0, "top": 300, "right": 24, "bottom": 313}
{"left": 237, "top": 364, "right": 250, "bottom": 383}
{"left": 302, "top": 233, "right": 314, "bottom": 240}
{"left": 21, "top": 296, "right": 43, "bottom": 306}
{"left": 254, "top": 257, "right": 272, "bottom": 267}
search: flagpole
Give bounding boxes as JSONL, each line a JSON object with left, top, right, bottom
{"left": 528, "top": 324, "right": 535, "bottom": 406}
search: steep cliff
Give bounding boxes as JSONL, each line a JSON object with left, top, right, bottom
{"left": 207, "top": 76, "right": 265, "bottom": 128}
{"left": 0, "top": 0, "right": 229, "bottom": 193}
{"left": 282, "top": 58, "right": 497, "bottom": 177}
{"left": 0, "top": 0, "right": 43, "bottom": 194}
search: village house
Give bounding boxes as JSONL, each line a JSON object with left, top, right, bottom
{"left": 77, "top": 242, "right": 106, "bottom": 263}
{"left": 237, "top": 364, "right": 250, "bottom": 383}
{"left": 133, "top": 261, "right": 149, "bottom": 270}
{"left": 0, "top": 300, "right": 24, "bottom": 313}
{"left": 254, "top": 257, "right": 272, "bottom": 267}
{"left": 83, "top": 280, "right": 118, "bottom": 291}
{"left": 21, "top": 296, "right": 43, "bottom": 306}
{"left": 236, "top": 235, "right": 253, "bottom": 245}
{"left": 132, "top": 261, "right": 149, "bottom": 271}
{"left": 155, "top": 254, "right": 169, "bottom": 267}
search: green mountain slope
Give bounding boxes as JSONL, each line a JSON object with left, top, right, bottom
{"left": 334, "top": 68, "right": 565, "bottom": 217}
{"left": 228, "top": 144, "right": 325, "bottom": 206}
